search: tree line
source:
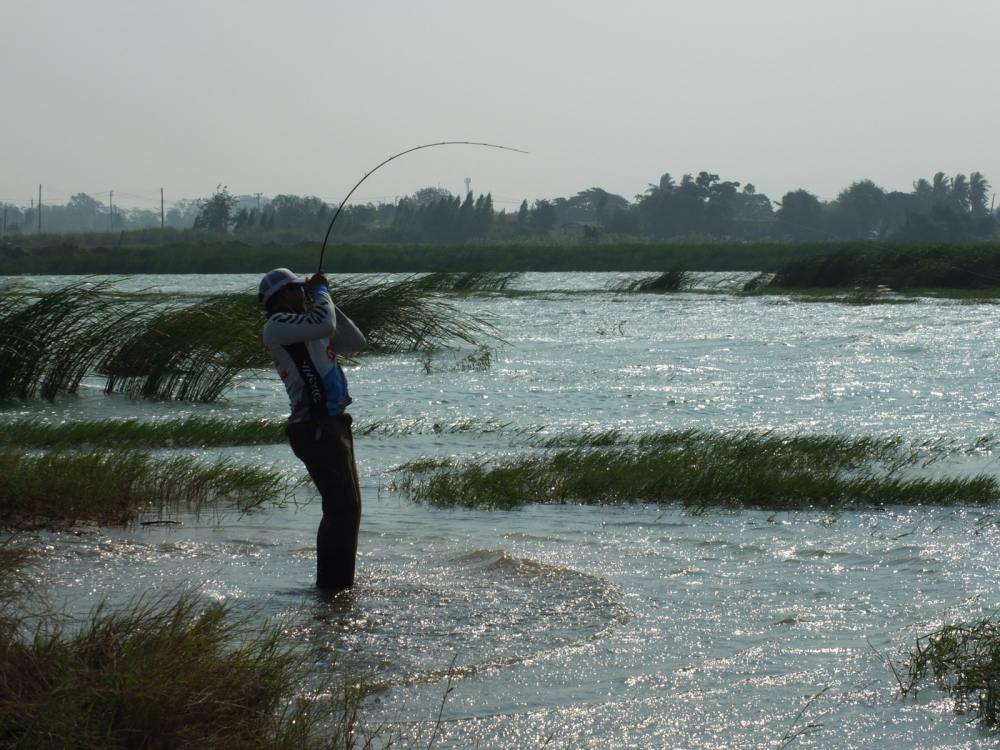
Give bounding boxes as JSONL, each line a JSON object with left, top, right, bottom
{"left": 2, "top": 171, "right": 997, "bottom": 243}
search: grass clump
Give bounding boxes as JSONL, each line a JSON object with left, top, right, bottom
{"left": 0, "top": 450, "right": 291, "bottom": 528}
{"left": 396, "top": 430, "right": 1000, "bottom": 511}
{"left": 415, "top": 271, "right": 521, "bottom": 292}
{"left": 0, "top": 281, "right": 137, "bottom": 401}
{"left": 899, "top": 617, "right": 1000, "bottom": 727}
{"left": 0, "top": 416, "right": 288, "bottom": 449}
{"left": 610, "top": 270, "right": 690, "bottom": 293}
{"left": 0, "top": 277, "right": 496, "bottom": 402}
{"left": 768, "top": 244, "right": 1000, "bottom": 291}
{"left": 0, "top": 593, "right": 366, "bottom": 749}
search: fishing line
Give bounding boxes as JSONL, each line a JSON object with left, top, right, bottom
{"left": 317, "top": 141, "right": 528, "bottom": 273}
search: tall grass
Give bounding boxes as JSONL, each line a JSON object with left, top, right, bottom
{"left": 769, "top": 244, "right": 1000, "bottom": 291}
{"left": 609, "top": 270, "right": 691, "bottom": 293}
{"left": 325, "top": 275, "right": 498, "bottom": 353}
{"left": 395, "top": 430, "right": 1000, "bottom": 511}
{"left": 0, "top": 277, "right": 496, "bottom": 401}
{"left": 0, "top": 281, "right": 139, "bottom": 400}
{"left": 415, "top": 271, "right": 521, "bottom": 292}
{"left": 0, "top": 416, "right": 288, "bottom": 449}
{"left": 0, "top": 415, "right": 529, "bottom": 448}
{"left": 0, "top": 240, "right": 842, "bottom": 275}
{"left": 899, "top": 616, "right": 1000, "bottom": 727}
{"left": 0, "top": 593, "right": 370, "bottom": 749}
{"left": 0, "top": 450, "right": 291, "bottom": 528}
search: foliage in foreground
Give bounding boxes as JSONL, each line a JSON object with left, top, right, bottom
{"left": 0, "top": 450, "right": 291, "bottom": 528}
{"left": 900, "top": 617, "right": 1000, "bottom": 727}
{"left": 0, "top": 276, "right": 495, "bottom": 402}
{"left": 0, "top": 415, "right": 526, "bottom": 449}
{"left": 0, "top": 416, "right": 288, "bottom": 449}
{"left": 395, "top": 429, "right": 1000, "bottom": 511}
{"left": 0, "top": 593, "right": 369, "bottom": 749}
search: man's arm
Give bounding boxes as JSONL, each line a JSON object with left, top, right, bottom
{"left": 333, "top": 307, "right": 366, "bottom": 355}
{"left": 263, "top": 282, "right": 335, "bottom": 346}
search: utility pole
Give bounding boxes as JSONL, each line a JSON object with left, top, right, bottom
{"left": 2, "top": 205, "right": 7, "bottom": 241}
{"left": 160, "top": 187, "right": 165, "bottom": 230}
{"left": 109, "top": 190, "right": 114, "bottom": 231}
{"left": 255, "top": 192, "right": 262, "bottom": 212}
{"left": 37, "top": 185, "right": 42, "bottom": 233}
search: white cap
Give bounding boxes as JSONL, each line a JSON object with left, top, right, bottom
{"left": 258, "top": 268, "right": 303, "bottom": 303}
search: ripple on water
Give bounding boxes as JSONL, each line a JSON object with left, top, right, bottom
{"left": 282, "top": 547, "right": 630, "bottom": 689}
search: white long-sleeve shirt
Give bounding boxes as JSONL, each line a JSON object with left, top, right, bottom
{"left": 262, "top": 285, "right": 366, "bottom": 422}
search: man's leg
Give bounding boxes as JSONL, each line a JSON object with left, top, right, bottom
{"left": 288, "top": 416, "right": 362, "bottom": 589}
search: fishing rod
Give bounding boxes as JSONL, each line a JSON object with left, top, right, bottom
{"left": 317, "top": 141, "right": 528, "bottom": 273}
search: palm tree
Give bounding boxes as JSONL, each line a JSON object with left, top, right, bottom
{"left": 950, "top": 174, "right": 970, "bottom": 213}
{"left": 931, "top": 172, "right": 951, "bottom": 206}
{"left": 970, "top": 172, "right": 991, "bottom": 217}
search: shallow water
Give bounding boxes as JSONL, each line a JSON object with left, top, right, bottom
{"left": 6, "top": 273, "right": 1000, "bottom": 748}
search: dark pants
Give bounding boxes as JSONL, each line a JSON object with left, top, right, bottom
{"left": 287, "top": 414, "right": 362, "bottom": 590}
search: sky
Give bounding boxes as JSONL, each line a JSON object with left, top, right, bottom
{"left": 3, "top": 0, "right": 1000, "bottom": 212}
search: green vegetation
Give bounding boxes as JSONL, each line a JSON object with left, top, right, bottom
{"left": 899, "top": 616, "right": 1000, "bottom": 727}
{"left": 395, "top": 430, "right": 1000, "bottom": 511}
{"left": 768, "top": 244, "right": 1000, "bottom": 291}
{"left": 0, "top": 415, "right": 527, "bottom": 449}
{"left": 0, "top": 450, "right": 291, "bottom": 528}
{"left": 0, "top": 277, "right": 495, "bottom": 401}
{"left": 0, "top": 240, "right": 839, "bottom": 275}
{"left": 610, "top": 270, "right": 691, "bottom": 293}
{"left": 0, "top": 417, "right": 287, "bottom": 449}
{"left": 0, "top": 592, "right": 368, "bottom": 749}
{"left": 415, "top": 270, "right": 521, "bottom": 292}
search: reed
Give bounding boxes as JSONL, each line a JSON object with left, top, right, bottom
{"left": 328, "top": 275, "right": 498, "bottom": 353}
{"left": 0, "top": 450, "right": 291, "bottom": 528}
{"left": 415, "top": 271, "right": 521, "bottom": 292}
{"left": 0, "top": 276, "right": 496, "bottom": 402}
{"left": 769, "top": 244, "right": 1000, "bottom": 291}
{"left": 0, "top": 593, "right": 367, "bottom": 749}
{"left": 0, "top": 280, "right": 141, "bottom": 400}
{"left": 396, "top": 430, "right": 1000, "bottom": 511}
{"left": 0, "top": 416, "right": 288, "bottom": 449}
{"left": 900, "top": 617, "right": 1000, "bottom": 727}
{"left": 610, "top": 270, "right": 691, "bottom": 293}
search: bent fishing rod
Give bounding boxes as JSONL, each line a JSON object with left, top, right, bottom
{"left": 317, "top": 141, "right": 528, "bottom": 273}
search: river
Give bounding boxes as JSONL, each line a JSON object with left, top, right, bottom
{"left": 5, "top": 272, "right": 1000, "bottom": 748}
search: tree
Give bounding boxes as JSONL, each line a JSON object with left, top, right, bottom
{"left": 194, "top": 185, "right": 237, "bottom": 232}
{"left": 970, "top": 172, "right": 991, "bottom": 218}
{"left": 776, "top": 190, "right": 826, "bottom": 240}
{"left": 832, "top": 180, "right": 887, "bottom": 239}
{"left": 516, "top": 200, "right": 529, "bottom": 224}
{"left": 529, "top": 199, "right": 557, "bottom": 234}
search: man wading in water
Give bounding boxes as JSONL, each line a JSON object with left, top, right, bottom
{"left": 259, "top": 268, "right": 366, "bottom": 590}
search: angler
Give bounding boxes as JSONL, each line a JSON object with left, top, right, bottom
{"left": 259, "top": 268, "right": 366, "bottom": 591}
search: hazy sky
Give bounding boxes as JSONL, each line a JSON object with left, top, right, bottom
{"left": 4, "top": 1, "right": 1000, "bottom": 211}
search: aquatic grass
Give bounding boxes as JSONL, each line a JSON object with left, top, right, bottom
{"left": 396, "top": 430, "right": 1000, "bottom": 511}
{"left": 100, "top": 292, "right": 266, "bottom": 401}
{"left": 610, "top": 270, "right": 691, "bottom": 293}
{"left": 769, "top": 244, "right": 1000, "bottom": 292}
{"left": 329, "top": 275, "right": 500, "bottom": 353}
{"left": 0, "top": 450, "right": 292, "bottom": 528}
{"left": 0, "top": 280, "right": 143, "bottom": 401}
{"left": 0, "top": 593, "right": 369, "bottom": 749}
{"left": 0, "top": 416, "right": 288, "bottom": 449}
{"left": 415, "top": 271, "right": 521, "bottom": 292}
{"left": 900, "top": 616, "right": 1000, "bottom": 727}
{"left": 0, "top": 276, "right": 497, "bottom": 402}
{"left": 531, "top": 429, "right": 993, "bottom": 473}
